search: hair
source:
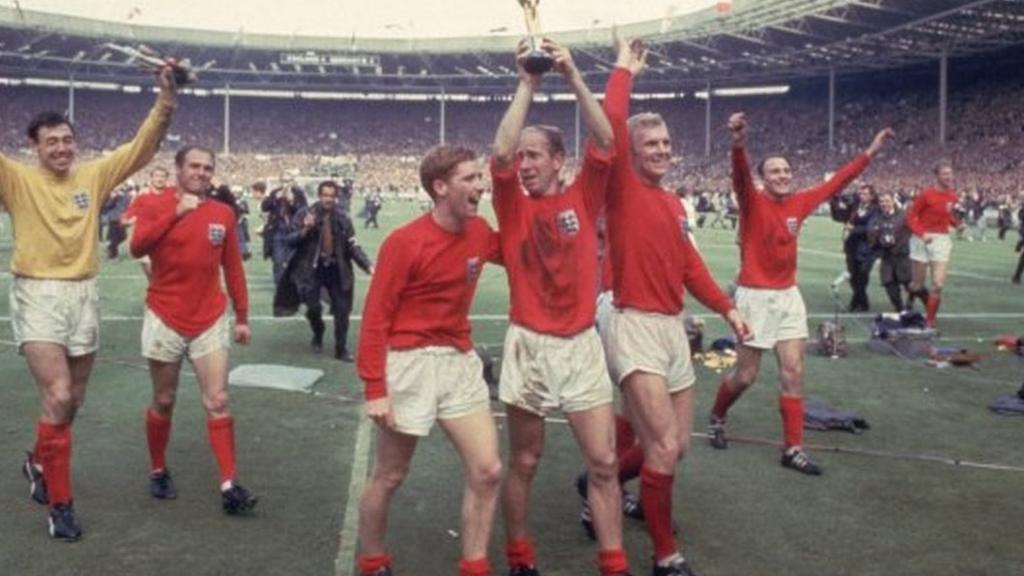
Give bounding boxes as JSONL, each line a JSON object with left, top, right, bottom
{"left": 251, "top": 181, "right": 267, "bottom": 193}
{"left": 174, "top": 145, "right": 217, "bottom": 169}
{"left": 859, "top": 183, "right": 876, "bottom": 197}
{"left": 419, "top": 145, "right": 477, "bottom": 200}
{"left": 875, "top": 188, "right": 894, "bottom": 199}
{"left": 522, "top": 125, "right": 566, "bottom": 157}
{"left": 756, "top": 155, "right": 792, "bottom": 178}
{"left": 27, "top": 111, "right": 75, "bottom": 143}
{"left": 934, "top": 159, "right": 954, "bottom": 174}
{"left": 626, "top": 112, "right": 666, "bottom": 137}
{"left": 151, "top": 166, "right": 169, "bottom": 176}
{"left": 317, "top": 180, "right": 338, "bottom": 196}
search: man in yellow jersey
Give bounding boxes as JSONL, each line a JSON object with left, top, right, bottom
{"left": 2, "top": 65, "right": 178, "bottom": 542}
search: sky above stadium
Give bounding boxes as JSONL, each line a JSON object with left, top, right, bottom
{"left": 11, "top": 0, "right": 720, "bottom": 38}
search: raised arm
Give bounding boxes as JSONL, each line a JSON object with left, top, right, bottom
{"left": 91, "top": 66, "right": 178, "bottom": 200}
{"left": 728, "top": 112, "right": 757, "bottom": 203}
{"left": 492, "top": 40, "right": 539, "bottom": 168}
{"left": 547, "top": 38, "right": 611, "bottom": 151}
{"left": 796, "top": 128, "right": 894, "bottom": 218}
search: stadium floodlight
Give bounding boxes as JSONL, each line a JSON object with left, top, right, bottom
{"left": 712, "top": 85, "right": 790, "bottom": 96}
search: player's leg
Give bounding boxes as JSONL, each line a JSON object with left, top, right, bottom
{"left": 500, "top": 405, "right": 545, "bottom": 572}
{"left": 441, "top": 409, "right": 503, "bottom": 576}
{"left": 567, "top": 404, "right": 629, "bottom": 575}
{"left": 775, "top": 338, "right": 821, "bottom": 475}
{"left": 357, "top": 425, "right": 419, "bottom": 575}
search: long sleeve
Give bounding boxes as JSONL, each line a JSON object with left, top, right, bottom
{"left": 795, "top": 154, "right": 871, "bottom": 219}
{"left": 578, "top": 142, "right": 614, "bottom": 221}
{"left": 130, "top": 195, "right": 179, "bottom": 257}
{"left": 603, "top": 68, "right": 633, "bottom": 209}
{"left": 221, "top": 217, "right": 249, "bottom": 325}
{"left": 357, "top": 234, "right": 415, "bottom": 400}
{"left": 731, "top": 146, "right": 757, "bottom": 218}
{"left": 86, "top": 93, "right": 176, "bottom": 203}
{"left": 906, "top": 193, "right": 926, "bottom": 238}
{"left": 681, "top": 239, "right": 733, "bottom": 316}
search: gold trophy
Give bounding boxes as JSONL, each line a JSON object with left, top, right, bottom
{"left": 517, "top": 0, "right": 553, "bottom": 74}
{"left": 103, "top": 43, "right": 197, "bottom": 85}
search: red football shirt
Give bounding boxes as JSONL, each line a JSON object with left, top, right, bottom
{"left": 130, "top": 188, "right": 248, "bottom": 336}
{"left": 906, "top": 187, "right": 960, "bottom": 237}
{"left": 357, "top": 214, "right": 500, "bottom": 400}
{"left": 602, "top": 67, "right": 732, "bottom": 316}
{"left": 491, "top": 144, "right": 612, "bottom": 336}
{"left": 732, "top": 147, "right": 870, "bottom": 289}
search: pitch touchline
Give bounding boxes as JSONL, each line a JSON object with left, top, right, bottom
{"left": 1, "top": 312, "right": 1021, "bottom": 323}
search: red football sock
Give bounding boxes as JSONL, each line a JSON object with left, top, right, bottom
{"left": 458, "top": 556, "right": 491, "bottom": 576}
{"left": 640, "top": 467, "right": 677, "bottom": 561}
{"left": 505, "top": 537, "right": 536, "bottom": 568}
{"left": 598, "top": 548, "right": 630, "bottom": 575}
{"left": 614, "top": 414, "right": 635, "bottom": 456}
{"left": 357, "top": 553, "right": 392, "bottom": 575}
{"left": 37, "top": 421, "right": 72, "bottom": 507}
{"left": 618, "top": 444, "right": 645, "bottom": 484}
{"left": 146, "top": 408, "right": 172, "bottom": 473}
{"left": 206, "top": 416, "right": 236, "bottom": 484}
{"left": 925, "top": 293, "right": 941, "bottom": 327}
{"left": 711, "top": 378, "right": 742, "bottom": 419}
{"left": 779, "top": 395, "right": 804, "bottom": 449}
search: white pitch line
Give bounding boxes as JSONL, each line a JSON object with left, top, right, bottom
{"left": 334, "top": 415, "right": 373, "bottom": 576}
{"left": 2, "top": 312, "right": 1022, "bottom": 323}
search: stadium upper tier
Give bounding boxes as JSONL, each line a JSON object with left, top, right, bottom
{"left": 1, "top": 0, "right": 1023, "bottom": 91}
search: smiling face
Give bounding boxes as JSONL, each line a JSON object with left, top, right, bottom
{"left": 436, "top": 160, "right": 484, "bottom": 221}
{"left": 517, "top": 128, "right": 564, "bottom": 197}
{"left": 759, "top": 156, "right": 793, "bottom": 197}
{"left": 34, "top": 123, "right": 77, "bottom": 177}
{"left": 936, "top": 165, "right": 955, "bottom": 190}
{"left": 630, "top": 122, "right": 672, "bottom": 186}
{"left": 176, "top": 149, "right": 215, "bottom": 195}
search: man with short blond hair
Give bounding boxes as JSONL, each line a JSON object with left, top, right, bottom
{"left": 356, "top": 145, "right": 502, "bottom": 576}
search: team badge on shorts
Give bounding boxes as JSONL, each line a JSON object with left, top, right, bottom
{"left": 71, "top": 190, "right": 90, "bottom": 210}
{"left": 556, "top": 209, "right": 580, "bottom": 236}
{"left": 466, "top": 256, "right": 481, "bottom": 282}
{"left": 208, "top": 223, "right": 226, "bottom": 246}
{"left": 786, "top": 216, "right": 800, "bottom": 236}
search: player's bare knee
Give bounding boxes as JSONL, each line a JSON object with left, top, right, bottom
{"left": 201, "top": 390, "right": 231, "bottom": 418}
{"left": 648, "top": 433, "right": 680, "bottom": 467}
{"left": 468, "top": 459, "right": 503, "bottom": 491}
{"left": 43, "top": 387, "right": 74, "bottom": 419}
{"left": 374, "top": 465, "right": 410, "bottom": 494}
{"left": 153, "top": 389, "right": 177, "bottom": 414}
{"left": 585, "top": 450, "right": 618, "bottom": 487}
{"left": 509, "top": 448, "right": 542, "bottom": 480}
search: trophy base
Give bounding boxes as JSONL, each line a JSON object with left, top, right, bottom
{"left": 523, "top": 51, "right": 554, "bottom": 75}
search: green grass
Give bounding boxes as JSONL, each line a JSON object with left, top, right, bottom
{"left": 0, "top": 200, "right": 1022, "bottom": 576}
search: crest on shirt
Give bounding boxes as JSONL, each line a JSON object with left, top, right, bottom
{"left": 785, "top": 217, "right": 800, "bottom": 236}
{"left": 208, "top": 223, "right": 226, "bottom": 246}
{"left": 71, "top": 190, "right": 90, "bottom": 210}
{"left": 556, "top": 209, "right": 580, "bottom": 236}
{"left": 466, "top": 256, "right": 481, "bottom": 282}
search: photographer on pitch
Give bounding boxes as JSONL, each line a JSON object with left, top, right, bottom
{"left": 868, "top": 189, "right": 912, "bottom": 311}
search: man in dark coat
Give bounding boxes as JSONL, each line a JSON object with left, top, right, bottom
{"left": 843, "top": 183, "right": 879, "bottom": 312}
{"left": 274, "top": 180, "right": 373, "bottom": 361}
{"left": 868, "top": 189, "right": 912, "bottom": 310}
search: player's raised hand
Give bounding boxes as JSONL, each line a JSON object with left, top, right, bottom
{"left": 366, "top": 397, "right": 396, "bottom": 429}
{"left": 543, "top": 38, "right": 577, "bottom": 79}
{"left": 515, "top": 39, "right": 542, "bottom": 87}
{"left": 612, "top": 26, "right": 647, "bottom": 75}
{"left": 866, "top": 127, "right": 895, "bottom": 158}
{"left": 728, "top": 112, "right": 747, "bottom": 146}
{"left": 176, "top": 193, "right": 199, "bottom": 217}
{"left": 156, "top": 61, "right": 178, "bottom": 95}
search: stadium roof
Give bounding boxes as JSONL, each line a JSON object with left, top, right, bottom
{"left": 0, "top": 0, "right": 1022, "bottom": 93}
